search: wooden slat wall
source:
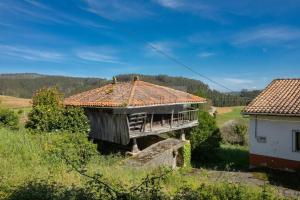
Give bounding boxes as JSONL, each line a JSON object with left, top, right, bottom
{"left": 86, "top": 108, "right": 130, "bottom": 145}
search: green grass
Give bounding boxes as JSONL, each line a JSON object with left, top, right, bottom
{"left": 193, "top": 144, "right": 249, "bottom": 171}
{"left": 216, "top": 106, "right": 248, "bottom": 127}
{"left": 1, "top": 128, "right": 279, "bottom": 199}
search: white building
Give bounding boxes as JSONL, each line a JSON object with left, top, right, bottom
{"left": 243, "top": 79, "right": 300, "bottom": 171}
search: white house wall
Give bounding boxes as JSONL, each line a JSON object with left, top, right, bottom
{"left": 249, "top": 115, "right": 300, "bottom": 162}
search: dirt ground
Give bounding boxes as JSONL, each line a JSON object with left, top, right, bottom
{"left": 0, "top": 95, "right": 31, "bottom": 108}
{"left": 216, "top": 107, "right": 233, "bottom": 114}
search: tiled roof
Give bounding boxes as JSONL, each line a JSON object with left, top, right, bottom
{"left": 64, "top": 80, "right": 206, "bottom": 108}
{"left": 243, "top": 79, "right": 300, "bottom": 116}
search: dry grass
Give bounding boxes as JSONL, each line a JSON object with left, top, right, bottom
{"left": 0, "top": 95, "right": 31, "bottom": 109}
{"left": 216, "top": 107, "right": 233, "bottom": 114}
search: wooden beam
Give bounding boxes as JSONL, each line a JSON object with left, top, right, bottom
{"left": 150, "top": 113, "right": 154, "bottom": 131}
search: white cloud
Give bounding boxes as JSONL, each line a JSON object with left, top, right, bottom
{"left": 153, "top": 0, "right": 183, "bottom": 9}
{"left": 82, "top": 0, "right": 153, "bottom": 21}
{"left": 0, "top": 1, "right": 108, "bottom": 28}
{"left": 153, "top": 0, "right": 222, "bottom": 22}
{"left": 76, "top": 47, "right": 122, "bottom": 64}
{"left": 147, "top": 41, "right": 175, "bottom": 56}
{"left": 198, "top": 52, "right": 215, "bottom": 58}
{"left": 224, "top": 78, "right": 253, "bottom": 84}
{"left": 233, "top": 26, "right": 300, "bottom": 46}
{"left": 0, "top": 45, "right": 64, "bottom": 61}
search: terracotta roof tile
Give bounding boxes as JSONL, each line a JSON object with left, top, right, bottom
{"left": 64, "top": 80, "right": 206, "bottom": 107}
{"left": 243, "top": 79, "right": 300, "bottom": 116}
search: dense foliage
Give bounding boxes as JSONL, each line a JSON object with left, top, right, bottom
{"left": 0, "top": 73, "right": 107, "bottom": 98}
{"left": 25, "top": 87, "right": 89, "bottom": 133}
{"left": 0, "top": 73, "right": 259, "bottom": 107}
{"left": 0, "top": 107, "right": 19, "bottom": 130}
{"left": 220, "top": 119, "right": 248, "bottom": 145}
{"left": 190, "top": 111, "right": 221, "bottom": 162}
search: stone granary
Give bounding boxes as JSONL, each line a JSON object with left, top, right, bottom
{"left": 65, "top": 76, "right": 206, "bottom": 153}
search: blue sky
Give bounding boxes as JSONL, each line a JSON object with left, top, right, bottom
{"left": 0, "top": 0, "right": 300, "bottom": 91}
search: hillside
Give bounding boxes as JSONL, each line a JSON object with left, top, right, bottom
{"left": 0, "top": 73, "right": 257, "bottom": 106}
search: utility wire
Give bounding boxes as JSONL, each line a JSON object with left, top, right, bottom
{"left": 147, "top": 42, "right": 235, "bottom": 92}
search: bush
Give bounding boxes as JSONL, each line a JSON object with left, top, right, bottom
{"left": 62, "top": 106, "right": 89, "bottom": 134}
{"left": 220, "top": 120, "right": 248, "bottom": 145}
{"left": 0, "top": 107, "right": 19, "bottom": 130}
{"left": 48, "top": 132, "right": 98, "bottom": 168}
{"left": 190, "top": 111, "right": 221, "bottom": 162}
{"left": 26, "top": 87, "right": 89, "bottom": 134}
{"left": 26, "top": 105, "right": 64, "bottom": 132}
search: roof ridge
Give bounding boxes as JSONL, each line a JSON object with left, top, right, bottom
{"left": 127, "top": 80, "right": 138, "bottom": 106}
{"left": 273, "top": 78, "right": 300, "bottom": 81}
{"left": 141, "top": 80, "right": 196, "bottom": 96}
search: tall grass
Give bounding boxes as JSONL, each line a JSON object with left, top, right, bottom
{"left": 0, "top": 128, "right": 290, "bottom": 199}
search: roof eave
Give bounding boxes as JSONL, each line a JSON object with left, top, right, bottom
{"left": 242, "top": 112, "right": 300, "bottom": 117}
{"left": 65, "top": 101, "right": 206, "bottom": 109}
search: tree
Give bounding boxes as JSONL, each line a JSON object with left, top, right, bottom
{"left": 26, "top": 87, "right": 89, "bottom": 133}
{"left": 190, "top": 111, "right": 221, "bottom": 162}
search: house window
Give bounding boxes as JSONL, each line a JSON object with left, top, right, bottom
{"left": 295, "top": 131, "right": 300, "bottom": 152}
{"left": 257, "top": 136, "right": 267, "bottom": 143}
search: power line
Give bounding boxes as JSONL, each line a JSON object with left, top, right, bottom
{"left": 147, "top": 42, "right": 235, "bottom": 92}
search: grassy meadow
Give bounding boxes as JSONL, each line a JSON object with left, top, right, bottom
{"left": 0, "top": 127, "right": 284, "bottom": 199}
{"left": 216, "top": 106, "right": 248, "bottom": 126}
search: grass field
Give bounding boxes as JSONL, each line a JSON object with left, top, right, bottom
{"left": 0, "top": 95, "right": 31, "bottom": 109}
{"left": 0, "top": 128, "right": 285, "bottom": 199}
{"left": 216, "top": 106, "right": 248, "bottom": 126}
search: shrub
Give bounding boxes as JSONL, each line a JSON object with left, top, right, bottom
{"left": 189, "top": 111, "right": 221, "bottom": 162}
{"left": 48, "top": 132, "right": 98, "bottom": 168}
{"left": 62, "top": 106, "right": 89, "bottom": 134}
{"left": 26, "top": 105, "right": 64, "bottom": 132}
{"left": 26, "top": 87, "right": 89, "bottom": 134}
{"left": 0, "top": 107, "right": 19, "bottom": 130}
{"left": 32, "top": 86, "right": 63, "bottom": 108}
{"left": 220, "top": 119, "right": 248, "bottom": 145}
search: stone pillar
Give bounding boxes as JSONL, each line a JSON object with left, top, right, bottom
{"left": 172, "top": 149, "right": 178, "bottom": 169}
{"left": 180, "top": 129, "right": 186, "bottom": 141}
{"left": 132, "top": 138, "right": 140, "bottom": 154}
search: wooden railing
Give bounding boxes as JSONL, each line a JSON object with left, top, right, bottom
{"left": 173, "top": 109, "right": 198, "bottom": 127}
{"left": 128, "top": 109, "right": 199, "bottom": 133}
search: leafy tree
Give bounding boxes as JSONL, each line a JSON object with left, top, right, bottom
{"left": 190, "top": 111, "right": 221, "bottom": 162}
{"left": 26, "top": 87, "right": 89, "bottom": 133}
{"left": 32, "top": 86, "right": 63, "bottom": 108}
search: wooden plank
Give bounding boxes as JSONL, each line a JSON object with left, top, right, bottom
{"left": 129, "top": 120, "right": 144, "bottom": 125}
{"left": 150, "top": 113, "right": 154, "bottom": 131}
{"left": 129, "top": 121, "right": 198, "bottom": 138}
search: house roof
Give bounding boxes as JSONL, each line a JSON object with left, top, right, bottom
{"left": 243, "top": 79, "right": 300, "bottom": 116}
{"left": 64, "top": 79, "right": 206, "bottom": 108}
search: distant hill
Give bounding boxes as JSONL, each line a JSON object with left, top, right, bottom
{"left": 0, "top": 73, "right": 108, "bottom": 98}
{"left": 0, "top": 73, "right": 258, "bottom": 107}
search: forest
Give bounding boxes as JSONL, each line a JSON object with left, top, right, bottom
{"left": 0, "top": 73, "right": 260, "bottom": 107}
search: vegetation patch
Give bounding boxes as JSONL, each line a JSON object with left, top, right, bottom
{"left": 0, "top": 107, "right": 19, "bottom": 130}
{"left": 220, "top": 119, "right": 248, "bottom": 145}
{"left": 181, "top": 141, "right": 191, "bottom": 169}
{"left": 25, "top": 87, "right": 89, "bottom": 133}
{"left": 190, "top": 111, "right": 221, "bottom": 163}
{"left": 216, "top": 106, "right": 248, "bottom": 126}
